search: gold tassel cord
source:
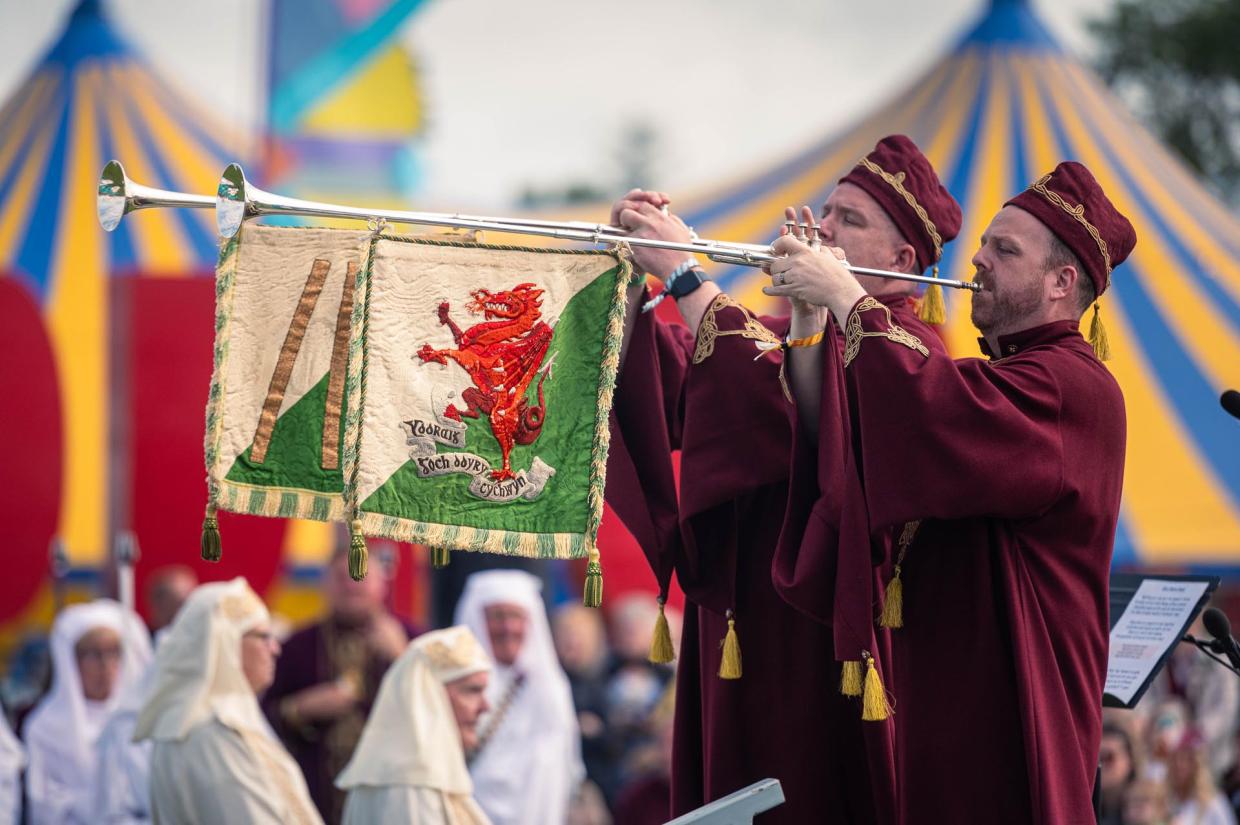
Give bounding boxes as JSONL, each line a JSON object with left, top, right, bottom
{"left": 879, "top": 566, "right": 904, "bottom": 629}
{"left": 200, "top": 503, "right": 222, "bottom": 562}
{"left": 583, "top": 546, "right": 603, "bottom": 608}
{"left": 430, "top": 546, "right": 451, "bottom": 569}
{"left": 1088, "top": 301, "right": 1111, "bottom": 361}
{"left": 916, "top": 266, "right": 946, "bottom": 325}
{"left": 348, "top": 519, "right": 368, "bottom": 581}
{"left": 861, "top": 653, "right": 893, "bottom": 721}
{"left": 648, "top": 597, "right": 676, "bottom": 664}
{"left": 840, "top": 660, "right": 863, "bottom": 697}
{"left": 718, "top": 612, "right": 742, "bottom": 679}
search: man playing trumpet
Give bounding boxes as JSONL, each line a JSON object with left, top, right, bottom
{"left": 605, "top": 135, "right": 961, "bottom": 824}
{"left": 765, "top": 161, "right": 1134, "bottom": 824}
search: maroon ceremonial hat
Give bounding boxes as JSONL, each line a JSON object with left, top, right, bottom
{"left": 838, "top": 134, "right": 963, "bottom": 272}
{"left": 1005, "top": 161, "right": 1137, "bottom": 296}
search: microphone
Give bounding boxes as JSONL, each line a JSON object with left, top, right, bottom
{"left": 1202, "top": 608, "right": 1240, "bottom": 671}
{"left": 1222, "top": 390, "right": 1240, "bottom": 421}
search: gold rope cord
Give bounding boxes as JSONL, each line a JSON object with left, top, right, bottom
{"left": 843, "top": 296, "right": 929, "bottom": 367}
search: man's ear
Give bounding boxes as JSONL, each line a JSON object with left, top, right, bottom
{"left": 892, "top": 243, "right": 917, "bottom": 275}
{"left": 1049, "top": 263, "right": 1078, "bottom": 302}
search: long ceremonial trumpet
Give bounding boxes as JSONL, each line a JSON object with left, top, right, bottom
{"left": 97, "top": 160, "right": 980, "bottom": 292}
{"left": 97, "top": 160, "right": 213, "bottom": 231}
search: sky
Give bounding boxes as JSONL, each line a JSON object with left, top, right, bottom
{"left": 0, "top": 0, "right": 1117, "bottom": 209}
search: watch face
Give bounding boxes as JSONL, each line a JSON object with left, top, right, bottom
{"left": 670, "top": 269, "right": 705, "bottom": 299}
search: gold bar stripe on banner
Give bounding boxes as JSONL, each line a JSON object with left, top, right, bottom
{"left": 320, "top": 261, "right": 357, "bottom": 470}
{"left": 250, "top": 258, "right": 331, "bottom": 464}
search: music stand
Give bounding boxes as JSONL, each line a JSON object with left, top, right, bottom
{"left": 664, "top": 779, "right": 785, "bottom": 825}
{"left": 1104, "top": 572, "right": 1219, "bottom": 709}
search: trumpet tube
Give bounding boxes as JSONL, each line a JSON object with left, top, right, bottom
{"left": 95, "top": 161, "right": 980, "bottom": 292}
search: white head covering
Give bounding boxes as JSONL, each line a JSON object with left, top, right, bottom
{"left": 336, "top": 626, "right": 491, "bottom": 794}
{"left": 134, "top": 578, "right": 270, "bottom": 741}
{"left": 24, "top": 599, "right": 152, "bottom": 769}
{"left": 454, "top": 571, "right": 583, "bottom": 825}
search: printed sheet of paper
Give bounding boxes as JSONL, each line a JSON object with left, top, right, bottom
{"left": 1105, "top": 579, "right": 1210, "bottom": 705}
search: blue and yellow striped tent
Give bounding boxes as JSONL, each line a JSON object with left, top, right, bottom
{"left": 675, "top": 0, "right": 1240, "bottom": 569}
{"left": 0, "top": 0, "right": 247, "bottom": 625}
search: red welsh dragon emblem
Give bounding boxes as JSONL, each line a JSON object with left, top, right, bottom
{"left": 416, "top": 283, "right": 554, "bottom": 481}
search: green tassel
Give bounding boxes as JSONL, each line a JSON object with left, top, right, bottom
{"left": 582, "top": 548, "right": 603, "bottom": 608}
{"left": 430, "top": 546, "right": 451, "bottom": 569}
{"left": 348, "top": 519, "right": 368, "bottom": 581}
{"left": 200, "top": 504, "right": 221, "bottom": 562}
{"left": 840, "top": 660, "right": 863, "bottom": 697}
{"left": 1088, "top": 301, "right": 1111, "bottom": 361}
{"left": 917, "top": 271, "right": 947, "bottom": 325}
{"left": 648, "top": 597, "right": 676, "bottom": 664}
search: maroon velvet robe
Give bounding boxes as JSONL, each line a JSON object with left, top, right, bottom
{"left": 606, "top": 292, "right": 877, "bottom": 824}
{"left": 840, "top": 304, "right": 1125, "bottom": 825}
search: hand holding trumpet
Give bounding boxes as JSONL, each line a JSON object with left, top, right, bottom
{"left": 764, "top": 205, "right": 867, "bottom": 321}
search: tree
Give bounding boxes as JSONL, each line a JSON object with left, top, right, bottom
{"left": 1090, "top": 0, "right": 1240, "bottom": 206}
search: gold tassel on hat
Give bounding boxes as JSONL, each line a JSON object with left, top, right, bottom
{"left": 879, "top": 567, "right": 904, "bottom": 629}
{"left": 861, "top": 652, "right": 892, "bottom": 721}
{"left": 718, "top": 610, "right": 742, "bottom": 679}
{"left": 649, "top": 596, "right": 676, "bottom": 664}
{"left": 840, "top": 660, "right": 863, "bottom": 697}
{"left": 583, "top": 546, "right": 603, "bottom": 608}
{"left": 200, "top": 503, "right": 222, "bottom": 562}
{"left": 430, "top": 546, "right": 451, "bottom": 569}
{"left": 1088, "top": 301, "right": 1111, "bottom": 361}
{"left": 916, "top": 266, "right": 946, "bottom": 325}
{"left": 348, "top": 519, "right": 368, "bottom": 581}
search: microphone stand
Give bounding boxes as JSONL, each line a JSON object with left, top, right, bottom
{"left": 1181, "top": 634, "right": 1240, "bottom": 678}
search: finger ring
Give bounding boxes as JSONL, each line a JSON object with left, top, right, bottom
{"left": 776, "top": 272, "right": 786, "bottom": 286}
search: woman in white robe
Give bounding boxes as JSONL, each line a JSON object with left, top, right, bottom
{"left": 336, "top": 626, "right": 493, "bottom": 824}
{"left": 134, "top": 578, "right": 323, "bottom": 825}
{"left": 454, "top": 571, "right": 584, "bottom": 825}
{"left": 22, "top": 599, "right": 151, "bottom": 825}
{"left": 0, "top": 712, "right": 24, "bottom": 825}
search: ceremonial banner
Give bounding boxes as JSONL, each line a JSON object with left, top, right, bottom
{"left": 341, "top": 236, "right": 628, "bottom": 561}
{"left": 205, "top": 225, "right": 372, "bottom": 526}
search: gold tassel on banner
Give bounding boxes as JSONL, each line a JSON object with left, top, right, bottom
{"left": 649, "top": 596, "right": 676, "bottom": 664}
{"left": 879, "top": 567, "right": 904, "bottom": 629}
{"left": 430, "top": 546, "right": 451, "bottom": 569}
{"left": 1088, "top": 301, "right": 1111, "bottom": 361}
{"left": 719, "top": 610, "right": 742, "bottom": 679}
{"left": 200, "top": 503, "right": 221, "bottom": 562}
{"left": 583, "top": 546, "right": 603, "bottom": 608}
{"left": 840, "top": 660, "right": 863, "bottom": 697}
{"left": 348, "top": 519, "right": 368, "bottom": 581}
{"left": 861, "top": 653, "right": 892, "bottom": 721}
{"left": 916, "top": 266, "right": 946, "bottom": 325}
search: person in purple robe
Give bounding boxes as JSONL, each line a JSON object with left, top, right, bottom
{"left": 262, "top": 548, "right": 418, "bottom": 823}
{"left": 605, "top": 135, "right": 961, "bottom": 824}
{"left": 766, "top": 160, "right": 1135, "bottom": 824}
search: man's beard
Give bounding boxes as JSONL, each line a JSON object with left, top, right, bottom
{"left": 970, "top": 273, "right": 1042, "bottom": 335}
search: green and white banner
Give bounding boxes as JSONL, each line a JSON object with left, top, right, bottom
{"left": 205, "top": 225, "right": 371, "bottom": 523}
{"left": 341, "top": 236, "right": 628, "bottom": 559}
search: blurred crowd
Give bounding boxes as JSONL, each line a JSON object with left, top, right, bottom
{"left": 0, "top": 554, "right": 682, "bottom": 825}
{"left": 1100, "top": 615, "right": 1240, "bottom": 825}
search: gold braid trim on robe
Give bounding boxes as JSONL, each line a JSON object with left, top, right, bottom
{"left": 693, "top": 293, "right": 792, "bottom": 402}
{"left": 843, "top": 297, "right": 929, "bottom": 367}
